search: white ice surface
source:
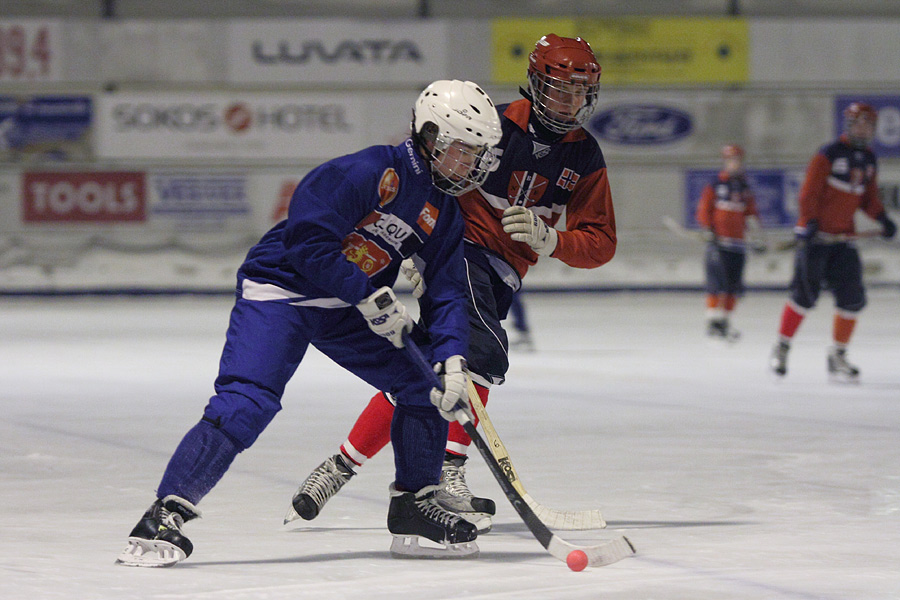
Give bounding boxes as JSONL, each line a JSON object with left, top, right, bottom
{"left": 1, "top": 290, "right": 899, "bottom": 599}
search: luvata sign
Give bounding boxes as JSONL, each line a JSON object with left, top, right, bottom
{"left": 226, "top": 19, "right": 448, "bottom": 84}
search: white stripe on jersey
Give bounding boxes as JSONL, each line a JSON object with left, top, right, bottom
{"left": 241, "top": 279, "right": 351, "bottom": 308}
{"left": 827, "top": 175, "right": 864, "bottom": 195}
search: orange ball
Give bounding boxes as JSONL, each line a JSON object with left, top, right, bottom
{"left": 566, "top": 549, "right": 589, "bottom": 571}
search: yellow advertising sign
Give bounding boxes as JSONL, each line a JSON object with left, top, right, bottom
{"left": 492, "top": 17, "right": 748, "bottom": 85}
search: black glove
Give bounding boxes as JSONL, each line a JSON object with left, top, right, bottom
{"left": 877, "top": 213, "right": 897, "bottom": 239}
{"left": 796, "top": 219, "right": 818, "bottom": 242}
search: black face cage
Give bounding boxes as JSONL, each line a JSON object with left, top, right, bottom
{"left": 844, "top": 115, "right": 876, "bottom": 149}
{"left": 528, "top": 71, "right": 600, "bottom": 134}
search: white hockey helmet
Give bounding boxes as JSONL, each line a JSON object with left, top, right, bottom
{"left": 412, "top": 79, "right": 502, "bottom": 196}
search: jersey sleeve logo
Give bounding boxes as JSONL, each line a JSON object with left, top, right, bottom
{"left": 341, "top": 232, "right": 391, "bottom": 277}
{"left": 508, "top": 171, "right": 548, "bottom": 206}
{"left": 417, "top": 202, "right": 439, "bottom": 235}
{"left": 378, "top": 168, "right": 400, "bottom": 207}
{"left": 556, "top": 168, "right": 580, "bottom": 191}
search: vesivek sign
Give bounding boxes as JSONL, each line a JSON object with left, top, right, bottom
{"left": 588, "top": 104, "right": 693, "bottom": 145}
{"left": 227, "top": 20, "right": 448, "bottom": 84}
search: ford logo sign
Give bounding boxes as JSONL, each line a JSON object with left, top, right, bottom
{"left": 589, "top": 105, "right": 693, "bottom": 145}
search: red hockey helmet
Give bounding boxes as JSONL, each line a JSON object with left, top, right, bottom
{"left": 527, "top": 34, "right": 601, "bottom": 134}
{"left": 844, "top": 102, "right": 877, "bottom": 124}
{"left": 843, "top": 102, "right": 877, "bottom": 148}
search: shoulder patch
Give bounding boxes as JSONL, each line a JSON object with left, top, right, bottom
{"left": 378, "top": 168, "right": 400, "bottom": 207}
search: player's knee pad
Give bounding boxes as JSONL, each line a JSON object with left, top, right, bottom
{"left": 203, "top": 387, "right": 281, "bottom": 450}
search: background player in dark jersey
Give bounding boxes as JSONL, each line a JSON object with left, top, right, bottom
{"left": 116, "top": 80, "right": 502, "bottom": 566}
{"left": 769, "top": 102, "right": 896, "bottom": 381}
{"left": 507, "top": 289, "right": 534, "bottom": 350}
{"left": 695, "top": 144, "right": 765, "bottom": 342}
{"left": 286, "top": 34, "right": 616, "bottom": 533}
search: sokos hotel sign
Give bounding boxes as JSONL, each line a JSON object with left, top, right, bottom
{"left": 226, "top": 20, "right": 449, "bottom": 84}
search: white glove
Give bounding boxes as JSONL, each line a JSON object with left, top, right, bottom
{"left": 399, "top": 258, "right": 425, "bottom": 299}
{"left": 429, "top": 355, "right": 470, "bottom": 422}
{"left": 356, "top": 286, "right": 414, "bottom": 349}
{"left": 501, "top": 205, "right": 558, "bottom": 256}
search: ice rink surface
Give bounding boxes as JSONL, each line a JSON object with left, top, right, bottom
{"left": 2, "top": 289, "right": 899, "bottom": 600}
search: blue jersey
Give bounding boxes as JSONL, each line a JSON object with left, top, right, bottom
{"left": 237, "top": 139, "right": 468, "bottom": 360}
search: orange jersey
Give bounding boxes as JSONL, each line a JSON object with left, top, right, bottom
{"left": 796, "top": 136, "right": 883, "bottom": 235}
{"left": 457, "top": 100, "right": 616, "bottom": 280}
{"left": 695, "top": 171, "right": 758, "bottom": 243}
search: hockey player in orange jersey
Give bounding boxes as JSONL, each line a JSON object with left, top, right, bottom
{"left": 695, "top": 144, "right": 765, "bottom": 342}
{"left": 769, "top": 102, "right": 896, "bottom": 381}
{"left": 284, "top": 34, "right": 616, "bottom": 536}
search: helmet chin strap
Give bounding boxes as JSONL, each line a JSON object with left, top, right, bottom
{"left": 527, "top": 111, "right": 565, "bottom": 143}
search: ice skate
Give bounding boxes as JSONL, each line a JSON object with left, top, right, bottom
{"left": 434, "top": 454, "right": 495, "bottom": 533}
{"left": 387, "top": 483, "right": 479, "bottom": 559}
{"left": 285, "top": 453, "right": 356, "bottom": 524}
{"left": 116, "top": 495, "right": 199, "bottom": 567}
{"left": 707, "top": 318, "right": 740, "bottom": 343}
{"left": 828, "top": 346, "right": 860, "bottom": 383}
{"left": 769, "top": 340, "right": 790, "bottom": 377}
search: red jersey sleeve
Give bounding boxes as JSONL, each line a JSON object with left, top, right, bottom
{"left": 695, "top": 184, "right": 715, "bottom": 228}
{"left": 550, "top": 167, "right": 616, "bottom": 268}
{"left": 859, "top": 175, "right": 885, "bottom": 220}
{"left": 797, "top": 153, "right": 831, "bottom": 226}
{"left": 744, "top": 193, "right": 759, "bottom": 218}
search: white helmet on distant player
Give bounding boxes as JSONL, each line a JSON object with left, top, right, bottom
{"left": 412, "top": 80, "right": 502, "bottom": 196}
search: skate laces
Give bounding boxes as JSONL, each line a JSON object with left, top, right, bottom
{"left": 158, "top": 506, "right": 184, "bottom": 531}
{"left": 416, "top": 494, "right": 464, "bottom": 529}
{"left": 441, "top": 460, "right": 474, "bottom": 500}
{"left": 301, "top": 456, "right": 352, "bottom": 506}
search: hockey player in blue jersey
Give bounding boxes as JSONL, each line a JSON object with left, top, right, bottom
{"left": 116, "top": 79, "right": 502, "bottom": 566}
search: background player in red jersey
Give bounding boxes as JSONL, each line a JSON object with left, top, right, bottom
{"left": 769, "top": 102, "right": 896, "bottom": 381}
{"left": 695, "top": 144, "right": 765, "bottom": 342}
{"left": 285, "top": 34, "right": 616, "bottom": 533}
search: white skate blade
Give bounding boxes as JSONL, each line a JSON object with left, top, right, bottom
{"left": 706, "top": 331, "right": 740, "bottom": 345}
{"left": 389, "top": 535, "right": 479, "bottom": 559}
{"left": 283, "top": 503, "right": 302, "bottom": 525}
{"left": 828, "top": 372, "right": 860, "bottom": 384}
{"left": 116, "top": 537, "right": 186, "bottom": 568}
{"left": 456, "top": 511, "right": 492, "bottom": 534}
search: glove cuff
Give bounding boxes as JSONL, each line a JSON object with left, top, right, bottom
{"left": 356, "top": 286, "right": 396, "bottom": 317}
{"left": 535, "top": 227, "right": 558, "bottom": 256}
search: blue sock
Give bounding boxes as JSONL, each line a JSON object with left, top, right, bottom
{"left": 391, "top": 405, "right": 447, "bottom": 492}
{"left": 157, "top": 420, "right": 242, "bottom": 505}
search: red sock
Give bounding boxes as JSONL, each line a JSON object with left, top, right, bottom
{"left": 723, "top": 294, "right": 737, "bottom": 312}
{"left": 833, "top": 313, "right": 857, "bottom": 346}
{"left": 778, "top": 302, "right": 805, "bottom": 340}
{"left": 446, "top": 383, "right": 489, "bottom": 456}
{"left": 340, "top": 392, "right": 393, "bottom": 466}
